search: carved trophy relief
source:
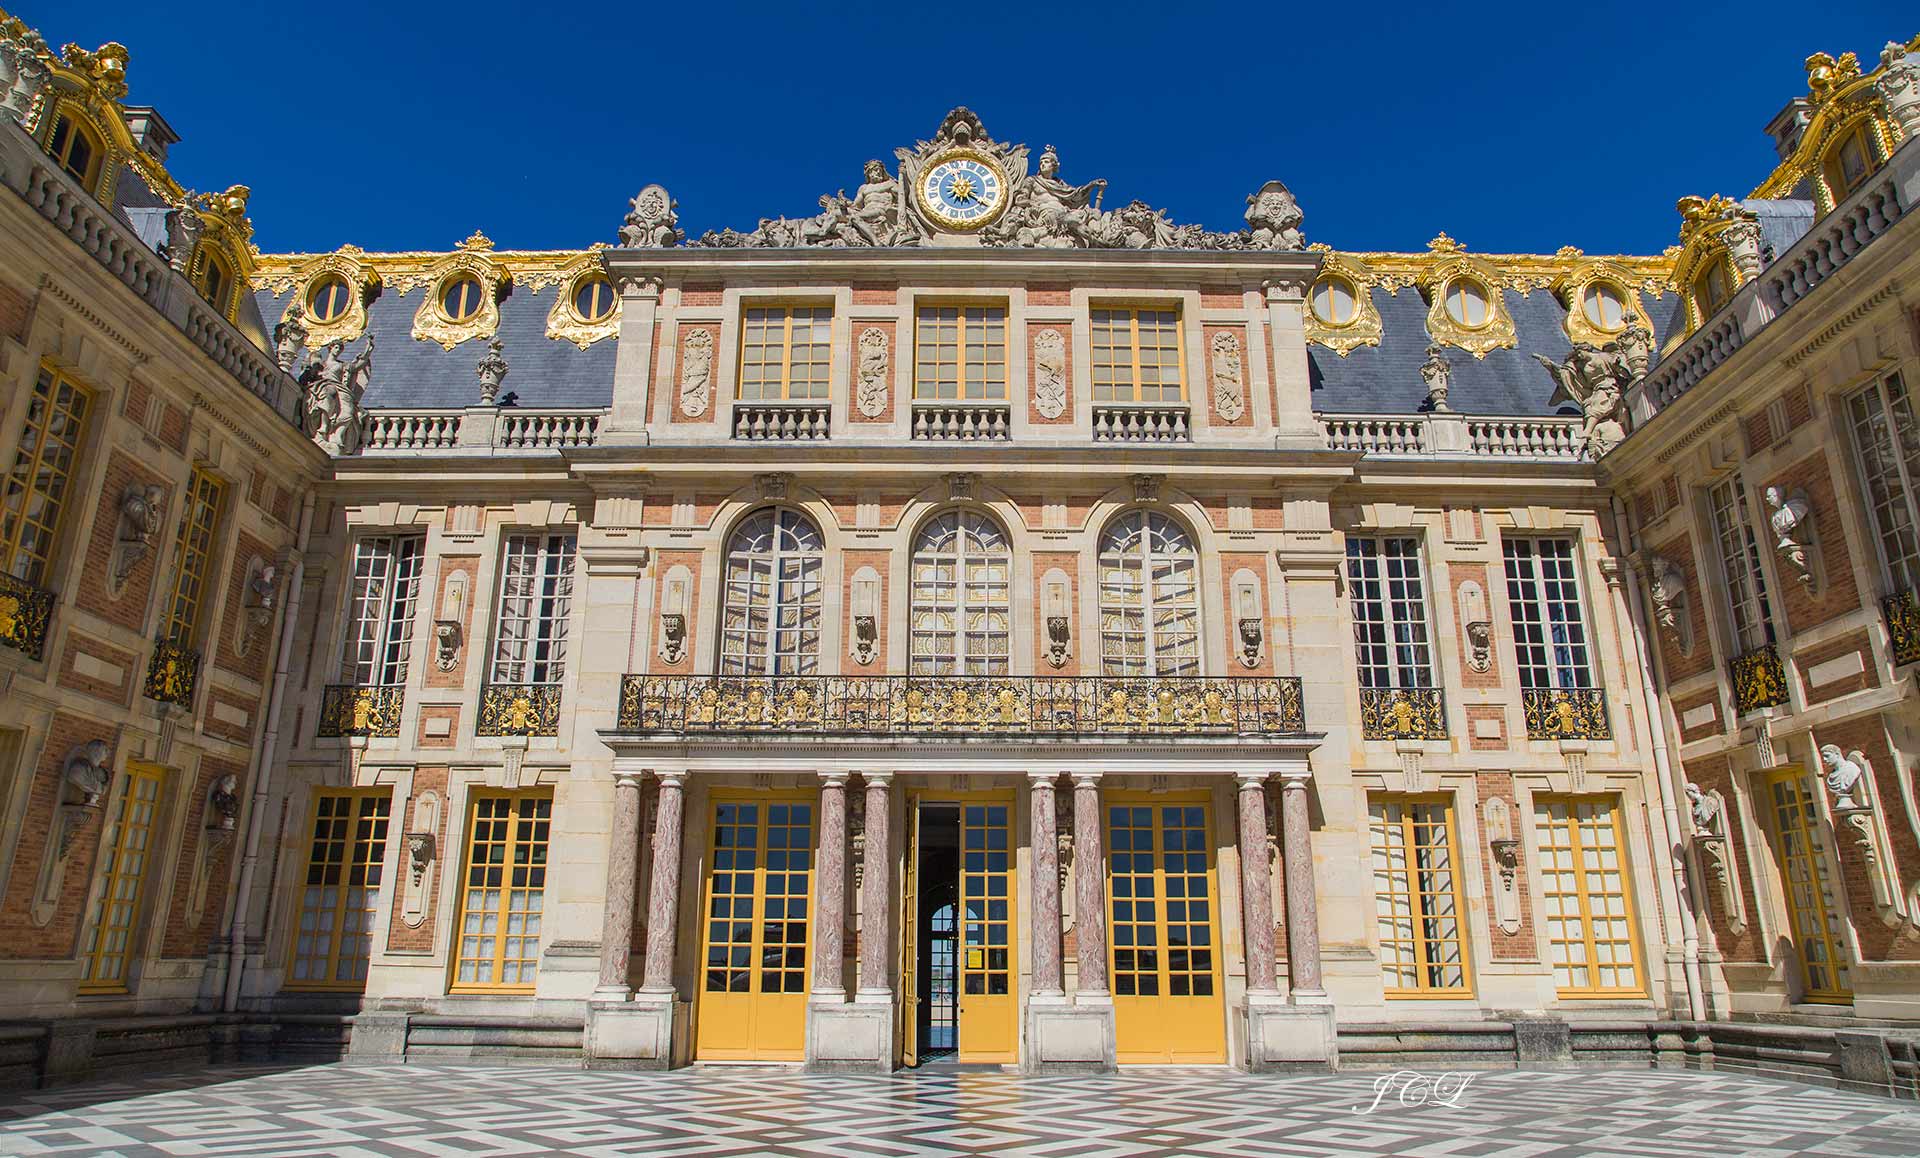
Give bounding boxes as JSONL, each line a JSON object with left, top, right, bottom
{"left": 678, "top": 328, "right": 715, "bottom": 418}
{"left": 1209, "top": 331, "right": 1245, "bottom": 422}
{"left": 855, "top": 328, "right": 889, "bottom": 418}
{"left": 1032, "top": 328, "right": 1067, "bottom": 419}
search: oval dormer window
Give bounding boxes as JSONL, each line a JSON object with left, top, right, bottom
{"left": 1310, "top": 275, "right": 1358, "bottom": 326}
{"left": 1581, "top": 282, "right": 1627, "bottom": 332}
{"left": 308, "top": 274, "right": 353, "bottom": 323}
{"left": 572, "top": 274, "right": 615, "bottom": 323}
{"left": 1443, "top": 278, "right": 1491, "bottom": 329}
{"left": 441, "top": 274, "right": 484, "bottom": 322}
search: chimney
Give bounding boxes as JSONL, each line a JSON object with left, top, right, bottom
{"left": 1763, "top": 97, "right": 1812, "bottom": 163}
{"left": 122, "top": 105, "right": 179, "bottom": 164}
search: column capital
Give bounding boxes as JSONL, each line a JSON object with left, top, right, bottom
{"left": 1235, "top": 769, "right": 1271, "bottom": 789}
{"left": 654, "top": 768, "right": 688, "bottom": 789}
{"left": 611, "top": 755, "right": 650, "bottom": 778}
{"left": 612, "top": 769, "right": 646, "bottom": 790}
{"left": 1027, "top": 770, "right": 1061, "bottom": 788}
{"left": 862, "top": 771, "right": 894, "bottom": 788}
{"left": 818, "top": 770, "right": 852, "bottom": 789}
{"left": 1071, "top": 770, "right": 1103, "bottom": 789}
{"left": 1275, "top": 761, "right": 1313, "bottom": 790}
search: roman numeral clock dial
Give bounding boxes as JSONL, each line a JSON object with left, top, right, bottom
{"left": 916, "top": 149, "right": 1008, "bottom": 232}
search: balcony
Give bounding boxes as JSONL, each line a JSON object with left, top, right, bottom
{"left": 143, "top": 640, "right": 200, "bottom": 708}
{"left": 0, "top": 571, "right": 54, "bottom": 661}
{"left": 911, "top": 402, "right": 1011, "bottom": 441}
{"left": 1729, "top": 645, "right": 1790, "bottom": 714}
{"left": 477, "top": 683, "right": 563, "bottom": 737}
{"left": 1359, "top": 687, "right": 1447, "bottom": 741}
{"left": 733, "top": 402, "right": 831, "bottom": 441}
{"left": 1884, "top": 591, "right": 1920, "bottom": 668}
{"left": 1319, "top": 413, "right": 1585, "bottom": 461}
{"left": 316, "top": 684, "right": 404, "bottom": 738}
{"left": 616, "top": 674, "right": 1307, "bottom": 738}
{"left": 1091, "top": 404, "right": 1189, "bottom": 443}
{"left": 1520, "top": 687, "right": 1610, "bottom": 741}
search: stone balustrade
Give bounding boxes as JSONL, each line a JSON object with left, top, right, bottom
{"left": 1468, "top": 416, "right": 1585, "bottom": 459}
{"left": 1320, "top": 413, "right": 1585, "bottom": 461}
{"left": 733, "top": 402, "right": 832, "bottom": 441}
{"left": 1091, "top": 404, "right": 1190, "bottom": 442}
{"left": 1322, "top": 415, "right": 1431, "bottom": 455}
{"left": 910, "top": 403, "right": 1011, "bottom": 441}
{"left": 498, "top": 409, "right": 601, "bottom": 449}
{"left": 361, "top": 410, "right": 464, "bottom": 452}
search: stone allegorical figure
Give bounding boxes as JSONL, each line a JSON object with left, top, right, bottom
{"left": 300, "top": 334, "right": 375, "bottom": 456}
{"left": 1819, "top": 744, "right": 1867, "bottom": 810}
{"left": 0, "top": 20, "right": 51, "bottom": 126}
{"left": 1014, "top": 145, "right": 1106, "bottom": 248}
{"left": 844, "top": 159, "right": 906, "bottom": 246}
{"left": 1532, "top": 343, "right": 1630, "bottom": 457}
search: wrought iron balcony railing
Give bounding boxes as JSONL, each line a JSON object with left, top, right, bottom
{"left": 1520, "top": 687, "right": 1610, "bottom": 741}
{"left": 1729, "top": 645, "right": 1790, "bottom": 714}
{"left": 0, "top": 571, "right": 55, "bottom": 661}
{"left": 478, "top": 683, "right": 564, "bottom": 737}
{"left": 1883, "top": 591, "right": 1919, "bottom": 668}
{"left": 143, "top": 639, "right": 200, "bottom": 708}
{"left": 617, "top": 674, "right": 1307, "bottom": 737}
{"left": 317, "top": 684, "right": 404, "bottom": 738}
{"left": 1359, "top": 687, "right": 1447, "bottom": 741}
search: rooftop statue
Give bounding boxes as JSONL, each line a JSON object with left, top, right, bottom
{"left": 300, "top": 335, "right": 375, "bottom": 456}
{"left": 1532, "top": 339, "right": 1638, "bottom": 457}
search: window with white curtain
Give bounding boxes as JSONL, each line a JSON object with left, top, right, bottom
{"left": 490, "top": 533, "right": 575, "bottom": 685}
{"left": 342, "top": 535, "right": 425, "bottom": 686}
{"left": 1503, "top": 537, "right": 1593, "bottom": 691}
{"left": 1707, "top": 478, "right": 1776, "bottom": 652}
{"left": 910, "top": 510, "right": 1011, "bottom": 675}
{"left": 720, "top": 509, "right": 823, "bottom": 675}
{"left": 1098, "top": 510, "right": 1200, "bottom": 676}
{"left": 1347, "top": 536, "right": 1434, "bottom": 691}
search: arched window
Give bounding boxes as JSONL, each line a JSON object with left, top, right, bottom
{"left": 720, "top": 508, "right": 823, "bottom": 675}
{"left": 196, "top": 250, "right": 234, "bottom": 315}
{"left": 910, "top": 510, "right": 1011, "bottom": 675}
{"left": 48, "top": 113, "right": 103, "bottom": 190}
{"left": 1098, "top": 510, "right": 1200, "bottom": 676}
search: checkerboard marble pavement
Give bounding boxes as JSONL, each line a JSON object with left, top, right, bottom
{"left": 0, "top": 1063, "right": 1916, "bottom": 1158}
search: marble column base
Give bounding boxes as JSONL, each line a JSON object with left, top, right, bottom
{"left": 583, "top": 996, "right": 686, "bottom": 1071}
{"left": 1243, "top": 995, "right": 1336, "bottom": 1073}
{"left": 1024, "top": 1001, "right": 1115, "bottom": 1073}
{"left": 803, "top": 1000, "right": 893, "bottom": 1072}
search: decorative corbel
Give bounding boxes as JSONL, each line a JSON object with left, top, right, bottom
{"left": 1232, "top": 570, "right": 1264, "bottom": 670}
{"left": 1482, "top": 796, "right": 1522, "bottom": 934}
{"left": 850, "top": 567, "right": 881, "bottom": 666}
{"left": 235, "top": 557, "right": 277, "bottom": 659}
{"left": 946, "top": 472, "right": 977, "bottom": 503}
{"left": 110, "top": 484, "right": 166, "bottom": 593}
{"left": 1131, "top": 473, "right": 1163, "bottom": 504}
{"left": 756, "top": 472, "right": 793, "bottom": 501}
{"left": 34, "top": 740, "right": 112, "bottom": 926}
{"left": 434, "top": 620, "right": 462, "bottom": 672}
{"left": 1465, "top": 621, "right": 1492, "bottom": 673}
{"left": 1818, "top": 743, "right": 1906, "bottom": 923}
{"left": 406, "top": 832, "right": 436, "bottom": 888}
{"left": 657, "top": 566, "right": 692, "bottom": 664}
{"left": 402, "top": 790, "right": 441, "bottom": 928}
{"left": 1042, "top": 570, "right": 1072, "bottom": 669}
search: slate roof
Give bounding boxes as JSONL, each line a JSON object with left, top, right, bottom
{"left": 1748, "top": 197, "right": 1817, "bottom": 266}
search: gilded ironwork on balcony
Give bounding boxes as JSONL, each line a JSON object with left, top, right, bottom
{"left": 617, "top": 674, "right": 1307, "bottom": 737}
{"left": 1884, "top": 591, "right": 1920, "bottom": 667}
{"left": 1359, "top": 687, "right": 1447, "bottom": 741}
{"left": 1521, "top": 687, "right": 1610, "bottom": 741}
{"left": 0, "top": 571, "right": 54, "bottom": 661}
{"left": 1729, "top": 645, "right": 1790, "bottom": 714}
{"left": 143, "top": 639, "right": 199, "bottom": 708}
{"left": 317, "top": 684, "right": 404, "bottom": 738}
{"left": 477, "top": 683, "right": 563, "bottom": 737}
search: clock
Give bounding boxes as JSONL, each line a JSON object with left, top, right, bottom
{"left": 916, "top": 149, "right": 1008, "bottom": 232}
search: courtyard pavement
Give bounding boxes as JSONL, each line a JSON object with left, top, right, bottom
{"left": 0, "top": 1062, "right": 1915, "bottom": 1157}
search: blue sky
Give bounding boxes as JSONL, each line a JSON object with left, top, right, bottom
{"left": 32, "top": 1, "right": 1910, "bottom": 256}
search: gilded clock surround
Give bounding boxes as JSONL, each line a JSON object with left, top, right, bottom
{"left": 915, "top": 146, "right": 1010, "bottom": 233}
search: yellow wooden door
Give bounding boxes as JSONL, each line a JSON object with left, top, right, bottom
{"left": 957, "top": 799, "right": 1016, "bottom": 1063}
{"left": 1764, "top": 768, "right": 1853, "bottom": 1002}
{"left": 1106, "top": 796, "right": 1226, "bottom": 1064}
{"left": 695, "top": 796, "right": 815, "bottom": 1060}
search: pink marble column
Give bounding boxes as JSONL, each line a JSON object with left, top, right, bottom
{"left": 812, "top": 771, "right": 848, "bottom": 997}
{"left": 1236, "top": 771, "right": 1279, "bottom": 996}
{"left": 1278, "top": 768, "right": 1325, "bottom": 1000}
{"left": 638, "top": 770, "right": 687, "bottom": 996}
{"left": 857, "top": 772, "right": 893, "bottom": 997}
{"left": 1028, "top": 772, "right": 1064, "bottom": 997}
{"left": 1072, "top": 771, "right": 1108, "bottom": 998}
{"left": 594, "top": 770, "right": 645, "bottom": 998}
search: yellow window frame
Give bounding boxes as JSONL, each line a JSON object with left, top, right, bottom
{"left": 1761, "top": 766, "right": 1854, "bottom": 1003}
{"left": 450, "top": 790, "right": 552, "bottom": 993}
{"left": 79, "top": 763, "right": 166, "bottom": 994}
{"left": 47, "top": 109, "right": 105, "bottom": 195}
{"left": 1370, "top": 794, "right": 1473, "bottom": 998}
{"left": 913, "top": 303, "right": 1008, "bottom": 401}
{"left": 2, "top": 364, "right": 92, "bottom": 586}
{"left": 736, "top": 304, "right": 833, "bottom": 402}
{"left": 1822, "top": 123, "right": 1877, "bottom": 201}
{"left": 1090, "top": 306, "right": 1186, "bottom": 405}
{"left": 1533, "top": 794, "right": 1646, "bottom": 998}
{"left": 285, "top": 788, "right": 393, "bottom": 992}
{"left": 161, "top": 467, "right": 225, "bottom": 646}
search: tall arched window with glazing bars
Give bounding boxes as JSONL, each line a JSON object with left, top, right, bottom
{"left": 720, "top": 508, "right": 823, "bottom": 675}
{"left": 909, "top": 510, "right": 1011, "bottom": 675}
{"left": 1098, "top": 510, "right": 1200, "bottom": 676}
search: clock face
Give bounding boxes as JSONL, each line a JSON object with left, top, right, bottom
{"left": 917, "top": 150, "right": 1007, "bottom": 231}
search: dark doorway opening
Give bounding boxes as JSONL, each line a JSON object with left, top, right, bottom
{"left": 915, "top": 803, "right": 959, "bottom": 1064}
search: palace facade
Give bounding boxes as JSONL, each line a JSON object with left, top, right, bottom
{"left": 1, "top": 6, "right": 1918, "bottom": 1084}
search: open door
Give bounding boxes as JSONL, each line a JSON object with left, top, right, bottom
{"left": 898, "top": 801, "right": 919, "bottom": 1068}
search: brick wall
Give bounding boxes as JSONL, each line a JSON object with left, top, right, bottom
{"left": 0, "top": 281, "right": 29, "bottom": 341}
{"left": 54, "top": 634, "right": 136, "bottom": 709}
{"left": 160, "top": 756, "right": 244, "bottom": 958}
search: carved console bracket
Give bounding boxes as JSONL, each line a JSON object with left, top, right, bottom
{"left": 402, "top": 789, "right": 442, "bottom": 928}
{"left": 1483, "top": 797, "right": 1522, "bottom": 934}
{"left": 1686, "top": 782, "right": 1747, "bottom": 935}
{"left": 434, "top": 620, "right": 462, "bottom": 671}
{"left": 1041, "top": 569, "right": 1073, "bottom": 669}
{"left": 1816, "top": 743, "right": 1910, "bottom": 928}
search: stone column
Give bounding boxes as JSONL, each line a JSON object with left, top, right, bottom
{"left": 1071, "top": 771, "right": 1108, "bottom": 999}
{"left": 857, "top": 772, "right": 893, "bottom": 999}
{"left": 1236, "top": 771, "right": 1279, "bottom": 996}
{"left": 1029, "top": 772, "right": 1064, "bottom": 997}
{"left": 638, "top": 770, "right": 687, "bottom": 995}
{"left": 594, "top": 768, "right": 645, "bottom": 999}
{"left": 1265, "top": 277, "right": 1326, "bottom": 449}
{"left": 1278, "top": 767, "right": 1326, "bottom": 1002}
{"left": 813, "top": 771, "right": 849, "bottom": 998}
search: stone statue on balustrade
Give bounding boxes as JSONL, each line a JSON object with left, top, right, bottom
{"left": 1532, "top": 342, "right": 1631, "bottom": 457}
{"left": 300, "top": 334, "right": 374, "bottom": 456}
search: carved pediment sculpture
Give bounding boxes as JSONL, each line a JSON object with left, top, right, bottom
{"left": 1531, "top": 342, "right": 1631, "bottom": 457}
{"left": 299, "top": 334, "right": 374, "bottom": 456}
{"left": 619, "top": 184, "right": 683, "bottom": 247}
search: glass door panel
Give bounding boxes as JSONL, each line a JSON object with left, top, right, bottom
{"left": 695, "top": 796, "right": 815, "bottom": 1060}
{"left": 1765, "top": 768, "right": 1853, "bottom": 1003}
{"left": 1106, "top": 796, "right": 1225, "bottom": 1064}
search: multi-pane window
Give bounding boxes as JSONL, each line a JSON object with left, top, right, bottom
{"left": 197, "top": 251, "right": 233, "bottom": 315}
{"left": 1694, "top": 261, "right": 1732, "bottom": 318}
{"left": 910, "top": 511, "right": 1010, "bottom": 676}
{"left": 342, "top": 536, "right": 425, "bottom": 686}
{"left": 915, "top": 306, "right": 1007, "bottom": 400}
{"left": 1370, "top": 797, "right": 1469, "bottom": 994}
{"left": 1106, "top": 802, "right": 1215, "bottom": 997}
{"left": 288, "top": 791, "right": 391, "bottom": 989}
{"left": 1091, "top": 308, "right": 1183, "bottom": 404}
{"left": 490, "top": 534, "right": 575, "bottom": 685}
{"left": 738, "top": 306, "right": 832, "bottom": 401}
{"left": 162, "top": 468, "right": 225, "bottom": 646}
{"left": 1, "top": 366, "right": 90, "bottom": 585}
{"left": 1099, "top": 511, "right": 1199, "bottom": 676}
{"left": 702, "top": 799, "right": 813, "bottom": 995}
{"left": 1443, "top": 279, "right": 1492, "bottom": 328}
{"left": 1347, "top": 537, "right": 1435, "bottom": 690}
{"left": 1708, "top": 478, "right": 1776, "bottom": 651}
{"left": 1534, "top": 797, "right": 1643, "bottom": 996}
{"left": 48, "top": 113, "right": 102, "bottom": 189}
{"left": 959, "top": 803, "right": 1013, "bottom": 998}
{"left": 1503, "top": 538, "right": 1594, "bottom": 691}
{"left": 453, "top": 793, "right": 551, "bottom": 990}
{"left": 79, "top": 764, "right": 164, "bottom": 993}
{"left": 1846, "top": 373, "right": 1920, "bottom": 593}
{"left": 1763, "top": 767, "right": 1853, "bottom": 1002}
{"left": 720, "top": 509, "right": 823, "bottom": 676}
